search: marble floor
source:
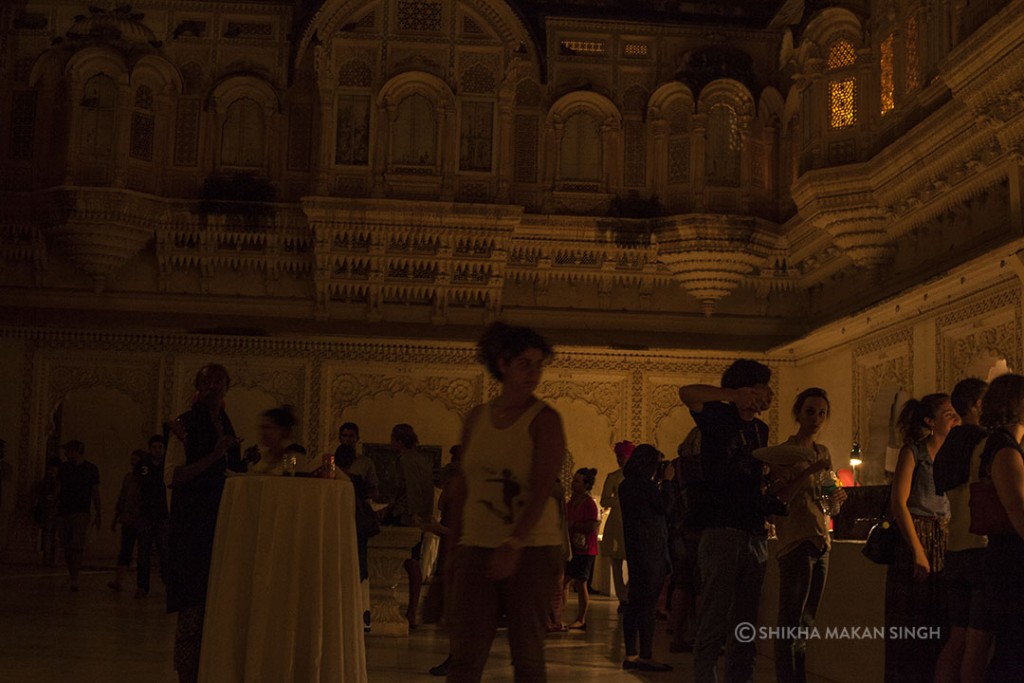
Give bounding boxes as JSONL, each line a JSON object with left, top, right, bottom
{"left": 0, "top": 563, "right": 833, "bottom": 682}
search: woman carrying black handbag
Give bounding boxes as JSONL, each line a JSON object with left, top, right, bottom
{"left": 885, "top": 393, "right": 959, "bottom": 683}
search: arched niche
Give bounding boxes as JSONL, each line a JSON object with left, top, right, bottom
{"left": 295, "top": 0, "right": 541, "bottom": 72}
{"left": 326, "top": 365, "right": 480, "bottom": 455}
{"left": 51, "top": 386, "right": 149, "bottom": 561}
{"left": 543, "top": 395, "right": 616, "bottom": 480}
{"left": 131, "top": 54, "right": 184, "bottom": 95}
{"left": 376, "top": 71, "right": 457, "bottom": 175}
{"left": 865, "top": 381, "right": 906, "bottom": 483}
{"left": 651, "top": 403, "right": 698, "bottom": 460}
{"left": 223, "top": 386, "right": 293, "bottom": 459}
{"left": 798, "top": 7, "right": 864, "bottom": 70}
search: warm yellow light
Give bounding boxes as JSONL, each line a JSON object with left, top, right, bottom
{"left": 849, "top": 458, "right": 862, "bottom": 467}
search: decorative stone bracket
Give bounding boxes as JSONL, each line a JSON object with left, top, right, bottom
{"left": 654, "top": 215, "right": 780, "bottom": 315}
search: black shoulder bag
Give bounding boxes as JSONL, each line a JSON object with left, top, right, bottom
{"left": 862, "top": 486, "right": 898, "bottom": 565}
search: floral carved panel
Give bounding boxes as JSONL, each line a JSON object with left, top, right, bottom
{"left": 935, "top": 283, "right": 1022, "bottom": 386}
{"left": 327, "top": 366, "right": 484, "bottom": 424}
{"left": 853, "top": 328, "right": 913, "bottom": 482}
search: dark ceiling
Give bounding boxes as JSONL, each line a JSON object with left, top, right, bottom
{"left": 511, "top": 0, "right": 791, "bottom": 27}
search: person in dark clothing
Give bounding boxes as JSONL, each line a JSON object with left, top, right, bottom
{"left": 32, "top": 458, "right": 62, "bottom": 566}
{"left": 57, "top": 439, "right": 101, "bottom": 592}
{"left": 163, "top": 364, "right": 245, "bottom": 683}
{"left": 618, "top": 443, "right": 673, "bottom": 672}
{"left": 932, "top": 377, "right": 990, "bottom": 683}
{"left": 336, "top": 443, "right": 372, "bottom": 581}
{"left": 134, "top": 434, "right": 169, "bottom": 598}
{"left": 679, "top": 359, "right": 774, "bottom": 683}
{"left": 974, "top": 374, "right": 1024, "bottom": 682}
{"left": 934, "top": 378, "right": 989, "bottom": 495}
{"left": 108, "top": 449, "right": 145, "bottom": 592}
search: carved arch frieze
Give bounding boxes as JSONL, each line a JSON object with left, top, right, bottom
{"left": 935, "top": 282, "right": 1023, "bottom": 386}
{"left": 853, "top": 328, "right": 913, "bottom": 479}
{"left": 328, "top": 369, "right": 484, "bottom": 422}
{"left": 536, "top": 376, "right": 628, "bottom": 432}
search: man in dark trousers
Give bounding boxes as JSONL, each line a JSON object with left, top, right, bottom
{"left": 57, "top": 440, "right": 101, "bottom": 591}
{"left": 679, "top": 359, "right": 774, "bottom": 683}
{"left": 134, "top": 434, "right": 169, "bottom": 598}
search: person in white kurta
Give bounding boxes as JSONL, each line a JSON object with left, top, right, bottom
{"left": 599, "top": 440, "right": 634, "bottom": 610}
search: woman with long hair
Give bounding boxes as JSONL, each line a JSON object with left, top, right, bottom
{"left": 757, "top": 388, "right": 844, "bottom": 683}
{"left": 976, "top": 373, "right": 1024, "bottom": 681}
{"left": 885, "top": 392, "right": 959, "bottom": 683}
{"left": 563, "top": 467, "right": 599, "bottom": 630}
{"left": 445, "top": 322, "right": 565, "bottom": 682}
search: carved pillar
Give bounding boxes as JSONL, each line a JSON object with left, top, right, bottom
{"left": 266, "top": 102, "right": 281, "bottom": 186}
{"left": 856, "top": 50, "right": 874, "bottom": 157}
{"left": 495, "top": 92, "right": 514, "bottom": 202}
{"left": 802, "top": 66, "right": 823, "bottom": 170}
{"left": 63, "top": 80, "right": 84, "bottom": 184}
{"left": 366, "top": 527, "right": 422, "bottom": 636}
{"left": 110, "top": 78, "right": 131, "bottom": 188}
{"left": 312, "top": 44, "right": 335, "bottom": 196}
{"left": 691, "top": 113, "right": 707, "bottom": 212}
{"left": 155, "top": 86, "right": 176, "bottom": 194}
{"left": 649, "top": 112, "right": 667, "bottom": 198}
{"left": 314, "top": 94, "right": 335, "bottom": 196}
{"left": 763, "top": 123, "right": 777, "bottom": 197}
{"left": 602, "top": 118, "right": 618, "bottom": 194}
{"left": 440, "top": 100, "right": 456, "bottom": 200}
{"left": 203, "top": 99, "right": 218, "bottom": 177}
{"left": 738, "top": 115, "right": 753, "bottom": 211}
{"left": 541, "top": 120, "right": 561, "bottom": 211}
{"left": 374, "top": 101, "right": 398, "bottom": 198}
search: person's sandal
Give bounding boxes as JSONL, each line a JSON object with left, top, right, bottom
{"left": 566, "top": 620, "right": 587, "bottom": 631}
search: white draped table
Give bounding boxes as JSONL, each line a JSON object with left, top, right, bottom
{"left": 199, "top": 475, "right": 367, "bottom": 683}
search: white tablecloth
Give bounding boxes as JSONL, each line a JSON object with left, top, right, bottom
{"left": 199, "top": 475, "right": 367, "bottom": 683}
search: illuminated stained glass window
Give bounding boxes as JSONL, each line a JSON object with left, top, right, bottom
{"left": 829, "top": 78, "right": 856, "bottom": 129}
{"left": 827, "top": 39, "right": 856, "bottom": 70}
{"left": 905, "top": 15, "right": 920, "bottom": 92}
{"left": 880, "top": 34, "right": 894, "bottom": 115}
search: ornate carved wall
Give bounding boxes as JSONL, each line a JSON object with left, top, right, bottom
{"left": 4, "top": 1, "right": 1024, "bottom": 342}
{"left": 935, "top": 284, "right": 1023, "bottom": 386}
{"left": 0, "top": 325, "right": 764, "bottom": 560}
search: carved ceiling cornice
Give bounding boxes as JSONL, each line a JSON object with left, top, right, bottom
{"left": 790, "top": 165, "right": 895, "bottom": 270}
{"left": 543, "top": 16, "right": 779, "bottom": 44}
{"left": 158, "top": 203, "right": 313, "bottom": 293}
{"left": 770, "top": 241, "right": 1024, "bottom": 362}
{"left": 300, "top": 197, "right": 521, "bottom": 322}
{"left": 34, "top": 187, "right": 172, "bottom": 291}
{"left": 509, "top": 215, "right": 670, "bottom": 295}
{"left": 942, "top": 0, "right": 1024, "bottom": 109}
{"left": 654, "top": 214, "right": 780, "bottom": 315}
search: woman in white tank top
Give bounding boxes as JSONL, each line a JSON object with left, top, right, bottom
{"left": 445, "top": 322, "right": 566, "bottom": 683}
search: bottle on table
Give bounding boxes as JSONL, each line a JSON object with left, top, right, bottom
{"left": 320, "top": 454, "right": 336, "bottom": 479}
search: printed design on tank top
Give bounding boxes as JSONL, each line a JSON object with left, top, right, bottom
{"left": 478, "top": 467, "right": 524, "bottom": 524}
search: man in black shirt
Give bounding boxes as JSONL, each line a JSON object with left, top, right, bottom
{"left": 932, "top": 377, "right": 991, "bottom": 683}
{"left": 134, "top": 434, "right": 169, "bottom": 598}
{"left": 679, "top": 359, "right": 773, "bottom": 683}
{"left": 57, "top": 440, "right": 101, "bottom": 591}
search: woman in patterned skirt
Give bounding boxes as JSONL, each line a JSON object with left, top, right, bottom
{"left": 886, "top": 393, "right": 959, "bottom": 683}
